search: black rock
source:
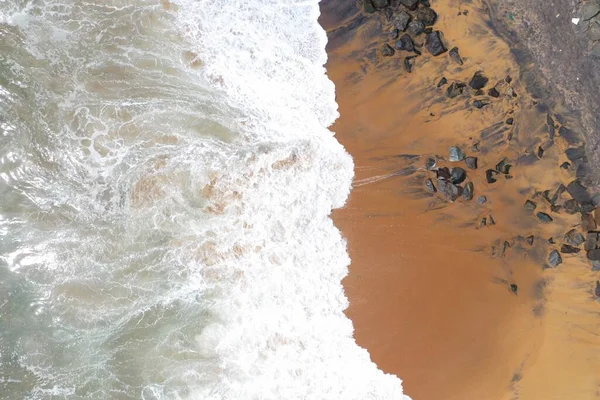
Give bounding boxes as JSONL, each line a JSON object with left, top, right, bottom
{"left": 550, "top": 184, "right": 566, "bottom": 204}
{"left": 510, "top": 283, "right": 518, "bottom": 294}
{"left": 588, "top": 249, "right": 600, "bottom": 261}
{"left": 505, "top": 75, "right": 512, "bottom": 83}
{"left": 582, "top": 213, "right": 597, "bottom": 232}
{"left": 488, "top": 214, "right": 496, "bottom": 225}
{"left": 548, "top": 250, "right": 562, "bottom": 267}
{"left": 446, "top": 82, "right": 466, "bottom": 98}
{"left": 524, "top": 200, "right": 537, "bottom": 211}
{"left": 502, "top": 241, "right": 511, "bottom": 256}
{"left": 416, "top": 6, "right": 437, "bottom": 25}
{"left": 437, "top": 179, "right": 461, "bottom": 202}
{"left": 564, "top": 229, "right": 585, "bottom": 246}
{"left": 384, "top": 7, "right": 394, "bottom": 21}
{"left": 488, "top": 87, "right": 500, "bottom": 98}
{"left": 462, "top": 182, "right": 474, "bottom": 200}
{"left": 567, "top": 179, "right": 592, "bottom": 205}
{"left": 537, "top": 212, "right": 553, "bottom": 223}
{"left": 560, "top": 161, "right": 571, "bottom": 169}
{"left": 495, "top": 158, "right": 511, "bottom": 174}
{"left": 548, "top": 237, "right": 556, "bottom": 244}
{"left": 450, "top": 167, "right": 467, "bottom": 184}
{"left": 425, "top": 31, "right": 447, "bottom": 56}
{"left": 421, "top": 0, "right": 431, "bottom": 6}
{"left": 425, "top": 178, "right": 436, "bottom": 193}
{"left": 390, "top": 28, "right": 400, "bottom": 40}
{"left": 473, "top": 100, "right": 487, "bottom": 109}
{"left": 363, "top": 0, "right": 376, "bottom": 13}
{"left": 565, "top": 146, "right": 585, "bottom": 161}
{"left": 582, "top": 202, "right": 596, "bottom": 214}
{"left": 561, "top": 244, "right": 581, "bottom": 254}
{"left": 486, "top": 169, "right": 499, "bottom": 184}
{"left": 550, "top": 204, "right": 562, "bottom": 213}
{"left": 537, "top": 146, "right": 544, "bottom": 158}
{"left": 437, "top": 77, "right": 447, "bottom": 87}
{"left": 372, "top": 0, "right": 389, "bottom": 9}
{"left": 563, "top": 199, "right": 580, "bottom": 214}
{"left": 425, "top": 157, "right": 436, "bottom": 170}
{"left": 395, "top": 34, "right": 414, "bottom": 52}
{"left": 595, "top": 281, "right": 600, "bottom": 298}
{"left": 394, "top": 11, "right": 411, "bottom": 31}
{"left": 465, "top": 157, "right": 478, "bottom": 169}
{"left": 477, "top": 195, "right": 487, "bottom": 204}
{"left": 407, "top": 20, "right": 425, "bottom": 35}
{"left": 469, "top": 71, "right": 489, "bottom": 90}
{"left": 585, "top": 232, "right": 599, "bottom": 251}
{"left": 480, "top": 217, "right": 487, "bottom": 227}
{"left": 448, "top": 46, "right": 463, "bottom": 65}
{"left": 526, "top": 235, "right": 535, "bottom": 245}
{"left": 399, "top": 0, "right": 419, "bottom": 10}
{"left": 404, "top": 56, "right": 416, "bottom": 73}
{"left": 506, "top": 117, "right": 514, "bottom": 125}
{"left": 448, "top": 146, "right": 465, "bottom": 162}
{"left": 381, "top": 43, "right": 395, "bottom": 56}
{"left": 436, "top": 166, "right": 451, "bottom": 180}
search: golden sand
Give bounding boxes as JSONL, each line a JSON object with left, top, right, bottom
{"left": 320, "top": 0, "right": 600, "bottom": 398}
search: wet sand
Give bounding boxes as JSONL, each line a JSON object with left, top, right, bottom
{"left": 320, "top": 0, "right": 600, "bottom": 399}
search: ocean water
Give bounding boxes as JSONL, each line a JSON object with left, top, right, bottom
{"left": 0, "top": 1, "right": 409, "bottom": 399}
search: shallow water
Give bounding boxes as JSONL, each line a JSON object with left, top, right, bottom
{"left": 0, "top": 1, "right": 409, "bottom": 398}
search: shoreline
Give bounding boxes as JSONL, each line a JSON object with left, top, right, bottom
{"left": 320, "top": 0, "right": 600, "bottom": 398}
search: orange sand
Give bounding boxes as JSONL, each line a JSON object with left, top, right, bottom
{"left": 320, "top": 0, "right": 600, "bottom": 399}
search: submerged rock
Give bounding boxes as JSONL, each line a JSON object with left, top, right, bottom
{"left": 465, "top": 156, "right": 478, "bottom": 169}
{"left": 561, "top": 244, "right": 580, "bottom": 254}
{"left": 446, "top": 82, "right": 466, "bottom": 98}
{"left": 394, "top": 11, "right": 411, "bottom": 31}
{"left": 450, "top": 167, "right": 467, "bottom": 184}
{"left": 462, "top": 182, "right": 474, "bottom": 200}
{"left": 381, "top": 43, "right": 395, "bottom": 56}
{"left": 449, "top": 46, "right": 463, "bottom": 65}
{"left": 425, "top": 31, "right": 447, "bottom": 56}
{"left": 449, "top": 146, "right": 465, "bottom": 161}
{"left": 416, "top": 6, "right": 437, "bottom": 25}
{"left": 548, "top": 250, "right": 562, "bottom": 267}
{"left": 537, "top": 212, "right": 553, "bottom": 223}
{"left": 469, "top": 71, "right": 489, "bottom": 89}
{"left": 564, "top": 229, "right": 585, "bottom": 246}
{"left": 395, "top": 34, "right": 415, "bottom": 52}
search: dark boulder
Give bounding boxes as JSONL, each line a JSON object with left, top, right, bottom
{"left": 395, "top": 34, "right": 415, "bottom": 52}
{"left": 526, "top": 235, "right": 535, "bottom": 245}
{"left": 446, "top": 82, "right": 466, "bottom": 98}
{"left": 486, "top": 169, "right": 499, "bottom": 184}
{"left": 565, "top": 146, "right": 585, "bottom": 161}
{"left": 564, "top": 229, "right": 585, "bottom": 246}
{"left": 488, "top": 214, "right": 496, "bottom": 225}
{"left": 390, "top": 29, "right": 400, "bottom": 40}
{"left": 425, "top": 31, "right": 447, "bottom": 56}
{"left": 450, "top": 167, "right": 467, "bottom": 184}
{"left": 510, "top": 283, "right": 518, "bottom": 294}
{"left": 502, "top": 241, "right": 511, "bottom": 256}
{"left": 416, "top": 6, "right": 437, "bottom": 25}
{"left": 436, "top": 167, "right": 451, "bottom": 180}
{"left": 473, "top": 100, "right": 487, "bottom": 109}
{"left": 381, "top": 43, "right": 395, "bottom": 56}
{"left": 550, "top": 184, "right": 566, "bottom": 205}
{"left": 583, "top": 213, "right": 598, "bottom": 232}
{"left": 560, "top": 162, "right": 571, "bottom": 169}
{"left": 425, "top": 178, "right": 436, "bottom": 193}
{"left": 536, "top": 212, "right": 553, "bottom": 223}
{"left": 495, "top": 158, "right": 511, "bottom": 174}
{"left": 567, "top": 179, "right": 593, "bottom": 204}
{"left": 394, "top": 11, "right": 411, "bottom": 31}
{"left": 582, "top": 202, "right": 596, "bottom": 213}
{"left": 437, "top": 178, "right": 461, "bottom": 202}
{"left": 488, "top": 87, "right": 500, "bottom": 98}
{"left": 548, "top": 237, "right": 556, "bottom": 244}
{"left": 548, "top": 250, "right": 562, "bottom": 268}
{"left": 399, "top": 0, "right": 419, "bottom": 10}
{"left": 462, "top": 182, "right": 474, "bottom": 200}
{"left": 469, "top": 71, "right": 489, "bottom": 89}
{"left": 595, "top": 281, "right": 600, "bottom": 298}
{"left": 588, "top": 249, "right": 600, "bottom": 261}
{"left": 372, "top": 0, "right": 389, "bottom": 9}
{"left": 407, "top": 20, "right": 425, "bottom": 36}
{"left": 448, "top": 146, "right": 465, "bottom": 161}
{"left": 524, "top": 200, "right": 537, "bottom": 211}
{"left": 363, "top": 0, "right": 376, "bottom": 13}
{"left": 425, "top": 157, "right": 437, "bottom": 170}
{"left": 561, "top": 244, "right": 581, "bottom": 254}
{"left": 537, "top": 146, "right": 544, "bottom": 158}
{"left": 384, "top": 7, "right": 394, "bottom": 21}
{"left": 505, "top": 75, "right": 512, "bottom": 83}
{"left": 465, "top": 157, "right": 478, "bottom": 169}
{"left": 585, "top": 232, "right": 599, "bottom": 251}
{"left": 480, "top": 217, "right": 487, "bottom": 227}
{"left": 437, "top": 77, "right": 448, "bottom": 87}
{"left": 477, "top": 195, "right": 487, "bottom": 204}
{"left": 506, "top": 117, "right": 514, "bottom": 125}
{"left": 404, "top": 56, "right": 416, "bottom": 73}
{"left": 449, "top": 47, "right": 463, "bottom": 65}
{"left": 563, "top": 199, "right": 580, "bottom": 214}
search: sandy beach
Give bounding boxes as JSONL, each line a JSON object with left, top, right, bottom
{"left": 320, "top": 0, "right": 600, "bottom": 399}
